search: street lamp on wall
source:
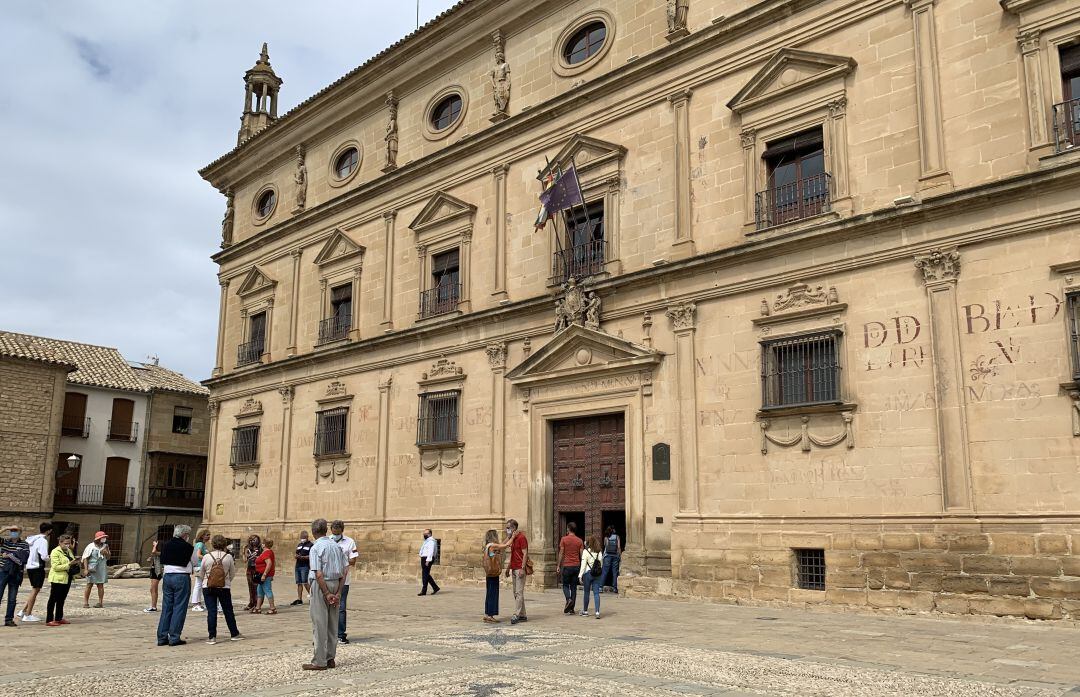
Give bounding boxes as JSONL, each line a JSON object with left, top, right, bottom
{"left": 66, "top": 454, "right": 80, "bottom": 469}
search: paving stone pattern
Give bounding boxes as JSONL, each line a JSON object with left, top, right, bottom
{"left": 3, "top": 579, "right": 1079, "bottom": 696}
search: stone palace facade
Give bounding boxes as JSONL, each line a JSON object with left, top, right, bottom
{"left": 199, "top": 0, "right": 1080, "bottom": 618}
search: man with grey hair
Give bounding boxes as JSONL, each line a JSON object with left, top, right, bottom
{"left": 304, "top": 518, "right": 347, "bottom": 671}
{"left": 157, "top": 524, "right": 194, "bottom": 646}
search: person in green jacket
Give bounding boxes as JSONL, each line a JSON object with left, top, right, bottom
{"left": 46, "top": 535, "right": 77, "bottom": 626}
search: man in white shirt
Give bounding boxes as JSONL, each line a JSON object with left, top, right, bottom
{"left": 16, "top": 522, "right": 51, "bottom": 623}
{"left": 417, "top": 530, "right": 440, "bottom": 596}
{"left": 330, "top": 520, "right": 358, "bottom": 645}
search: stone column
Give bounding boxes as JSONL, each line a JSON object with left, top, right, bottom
{"left": 349, "top": 267, "right": 362, "bottom": 340}
{"left": 491, "top": 164, "right": 510, "bottom": 303}
{"left": 668, "top": 89, "right": 695, "bottom": 258}
{"left": 375, "top": 376, "right": 393, "bottom": 520}
{"left": 287, "top": 249, "right": 301, "bottom": 356}
{"left": 1018, "top": 30, "right": 1050, "bottom": 152}
{"left": 380, "top": 211, "right": 396, "bottom": 332}
{"left": 914, "top": 248, "right": 973, "bottom": 512}
{"left": 213, "top": 280, "right": 229, "bottom": 377}
{"left": 203, "top": 400, "right": 219, "bottom": 522}
{"left": 277, "top": 385, "right": 294, "bottom": 520}
{"left": 740, "top": 130, "right": 757, "bottom": 228}
{"left": 907, "top": 0, "right": 951, "bottom": 189}
{"left": 667, "top": 302, "right": 699, "bottom": 513}
{"left": 486, "top": 343, "right": 507, "bottom": 517}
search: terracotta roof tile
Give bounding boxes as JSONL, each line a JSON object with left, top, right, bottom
{"left": 132, "top": 363, "right": 209, "bottom": 397}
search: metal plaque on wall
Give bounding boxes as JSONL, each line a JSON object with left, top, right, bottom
{"left": 652, "top": 443, "right": 671, "bottom": 480}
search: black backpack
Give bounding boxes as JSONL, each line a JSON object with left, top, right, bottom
{"left": 589, "top": 550, "right": 602, "bottom": 578}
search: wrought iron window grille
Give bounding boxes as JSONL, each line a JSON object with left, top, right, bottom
{"left": 761, "top": 331, "right": 842, "bottom": 410}
{"left": 794, "top": 548, "right": 826, "bottom": 591}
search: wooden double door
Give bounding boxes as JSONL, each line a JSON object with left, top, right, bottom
{"left": 552, "top": 413, "right": 626, "bottom": 547}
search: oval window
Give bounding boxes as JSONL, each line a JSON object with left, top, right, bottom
{"left": 256, "top": 189, "right": 276, "bottom": 218}
{"left": 334, "top": 147, "right": 359, "bottom": 179}
{"left": 430, "top": 94, "right": 463, "bottom": 131}
{"left": 564, "top": 22, "right": 607, "bottom": 65}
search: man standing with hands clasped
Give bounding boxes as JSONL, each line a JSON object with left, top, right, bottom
{"left": 303, "top": 518, "right": 347, "bottom": 671}
{"left": 417, "top": 529, "right": 440, "bottom": 596}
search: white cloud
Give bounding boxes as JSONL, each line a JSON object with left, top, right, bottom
{"left": 0, "top": 0, "right": 459, "bottom": 381}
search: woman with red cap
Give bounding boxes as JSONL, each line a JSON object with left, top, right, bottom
{"left": 80, "top": 531, "right": 111, "bottom": 608}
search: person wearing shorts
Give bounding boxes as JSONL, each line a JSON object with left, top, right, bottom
{"left": 17, "top": 522, "right": 51, "bottom": 623}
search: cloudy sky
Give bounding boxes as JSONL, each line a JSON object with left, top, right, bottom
{"left": 0, "top": 1, "right": 458, "bottom": 382}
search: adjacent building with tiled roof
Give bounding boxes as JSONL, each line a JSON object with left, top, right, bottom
{"left": 0, "top": 330, "right": 208, "bottom": 564}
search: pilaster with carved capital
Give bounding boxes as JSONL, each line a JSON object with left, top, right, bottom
{"left": 486, "top": 342, "right": 508, "bottom": 371}
{"left": 914, "top": 247, "right": 961, "bottom": 285}
{"left": 666, "top": 302, "right": 697, "bottom": 332}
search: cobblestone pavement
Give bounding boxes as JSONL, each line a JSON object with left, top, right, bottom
{"left": 2, "top": 579, "right": 1077, "bottom": 696}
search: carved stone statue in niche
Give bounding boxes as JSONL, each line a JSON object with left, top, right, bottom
{"left": 220, "top": 189, "right": 235, "bottom": 248}
{"left": 584, "top": 292, "right": 602, "bottom": 330}
{"left": 667, "top": 0, "right": 689, "bottom": 34}
{"left": 383, "top": 92, "right": 399, "bottom": 172}
{"left": 293, "top": 145, "right": 307, "bottom": 212}
{"left": 490, "top": 31, "right": 511, "bottom": 118}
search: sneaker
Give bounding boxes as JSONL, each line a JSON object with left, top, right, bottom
{"left": 290, "top": 599, "right": 302, "bottom": 606}
{"left": 579, "top": 610, "right": 587, "bottom": 616}
{"left": 510, "top": 616, "right": 520, "bottom": 625}
{"left": 191, "top": 606, "right": 205, "bottom": 613}
{"left": 206, "top": 638, "right": 217, "bottom": 645}
{"left": 229, "top": 635, "right": 244, "bottom": 641}
{"left": 15, "top": 610, "right": 24, "bottom": 619}
{"left": 143, "top": 607, "right": 157, "bottom": 613}
{"left": 595, "top": 611, "right": 601, "bottom": 619}
{"left": 339, "top": 636, "right": 350, "bottom": 645}
{"left": 22, "top": 614, "right": 41, "bottom": 623}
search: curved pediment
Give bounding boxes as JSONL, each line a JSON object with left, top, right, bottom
{"left": 727, "top": 48, "right": 856, "bottom": 115}
{"left": 506, "top": 325, "right": 662, "bottom": 387}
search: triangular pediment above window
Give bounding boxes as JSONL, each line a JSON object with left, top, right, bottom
{"left": 506, "top": 325, "right": 662, "bottom": 387}
{"left": 313, "top": 229, "right": 365, "bottom": 267}
{"left": 540, "top": 134, "right": 627, "bottom": 181}
{"left": 409, "top": 191, "right": 477, "bottom": 236}
{"left": 235, "top": 266, "right": 276, "bottom": 298}
{"left": 727, "top": 48, "right": 856, "bottom": 115}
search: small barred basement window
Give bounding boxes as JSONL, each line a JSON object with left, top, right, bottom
{"left": 762, "top": 331, "right": 841, "bottom": 409}
{"left": 794, "top": 548, "right": 826, "bottom": 591}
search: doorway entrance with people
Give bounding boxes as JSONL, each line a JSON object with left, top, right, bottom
{"left": 551, "top": 413, "right": 626, "bottom": 548}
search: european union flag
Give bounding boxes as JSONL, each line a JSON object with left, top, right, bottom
{"left": 534, "top": 164, "right": 584, "bottom": 230}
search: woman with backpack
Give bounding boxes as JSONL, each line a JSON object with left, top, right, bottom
{"left": 481, "top": 529, "right": 502, "bottom": 623}
{"left": 579, "top": 535, "right": 603, "bottom": 619}
{"left": 198, "top": 535, "right": 242, "bottom": 644}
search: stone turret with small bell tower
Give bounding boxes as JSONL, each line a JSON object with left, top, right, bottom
{"left": 237, "top": 43, "right": 282, "bottom": 145}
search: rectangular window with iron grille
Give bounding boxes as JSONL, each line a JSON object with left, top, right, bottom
{"left": 318, "top": 284, "right": 352, "bottom": 344}
{"left": 314, "top": 407, "right": 349, "bottom": 457}
{"left": 1054, "top": 43, "right": 1080, "bottom": 153}
{"left": 1068, "top": 292, "right": 1080, "bottom": 381}
{"left": 761, "top": 331, "right": 842, "bottom": 409}
{"left": 238, "top": 311, "right": 267, "bottom": 366}
{"left": 794, "top": 548, "right": 826, "bottom": 590}
{"left": 230, "top": 425, "right": 259, "bottom": 466}
{"left": 552, "top": 200, "right": 605, "bottom": 285}
{"left": 417, "top": 390, "right": 460, "bottom": 446}
{"left": 757, "top": 128, "right": 830, "bottom": 229}
{"left": 419, "top": 249, "right": 461, "bottom": 319}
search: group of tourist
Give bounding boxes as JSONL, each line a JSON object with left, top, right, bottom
{"left": 2, "top": 515, "right": 622, "bottom": 670}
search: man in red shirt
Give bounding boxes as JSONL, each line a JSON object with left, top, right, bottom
{"left": 555, "top": 521, "right": 584, "bottom": 614}
{"left": 500, "top": 519, "right": 528, "bottom": 625}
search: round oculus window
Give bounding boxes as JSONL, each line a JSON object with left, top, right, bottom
{"left": 564, "top": 22, "right": 607, "bottom": 65}
{"left": 256, "top": 189, "right": 276, "bottom": 218}
{"left": 430, "top": 94, "right": 463, "bottom": 131}
{"left": 334, "top": 147, "right": 359, "bottom": 179}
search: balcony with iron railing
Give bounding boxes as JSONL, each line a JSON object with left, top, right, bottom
{"left": 106, "top": 420, "right": 139, "bottom": 443}
{"left": 61, "top": 416, "right": 91, "bottom": 438}
{"left": 147, "top": 486, "right": 205, "bottom": 509}
{"left": 418, "top": 283, "right": 461, "bottom": 320}
{"left": 1053, "top": 98, "right": 1080, "bottom": 154}
{"left": 550, "top": 239, "right": 606, "bottom": 285}
{"left": 54, "top": 484, "right": 135, "bottom": 508}
{"left": 755, "top": 172, "right": 832, "bottom": 230}
{"left": 317, "top": 314, "right": 351, "bottom": 345}
{"left": 237, "top": 338, "right": 265, "bottom": 367}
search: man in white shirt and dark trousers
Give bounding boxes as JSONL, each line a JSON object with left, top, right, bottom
{"left": 330, "top": 520, "right": 358, "bottom": 644}
{"left": 417, "top": 530, "right": 440, "bottom": 596}
{"left": 17, "top": 522, "right": 51, "bottom": 623}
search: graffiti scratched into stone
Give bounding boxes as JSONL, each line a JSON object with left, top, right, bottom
{"left": 864, "top": 345, "right": 928, "bottom": 371}
{"left": 863, "top": 315, "right": 922, "bottom": 347}
{"left": 966, "top": 381, "right": 1041, "bottom": 409}
{"left": 881, "top": 390, "right": 936, "bottom": 412}
{"left": 768, "top": 457, "right": 863, "bottom": 486}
